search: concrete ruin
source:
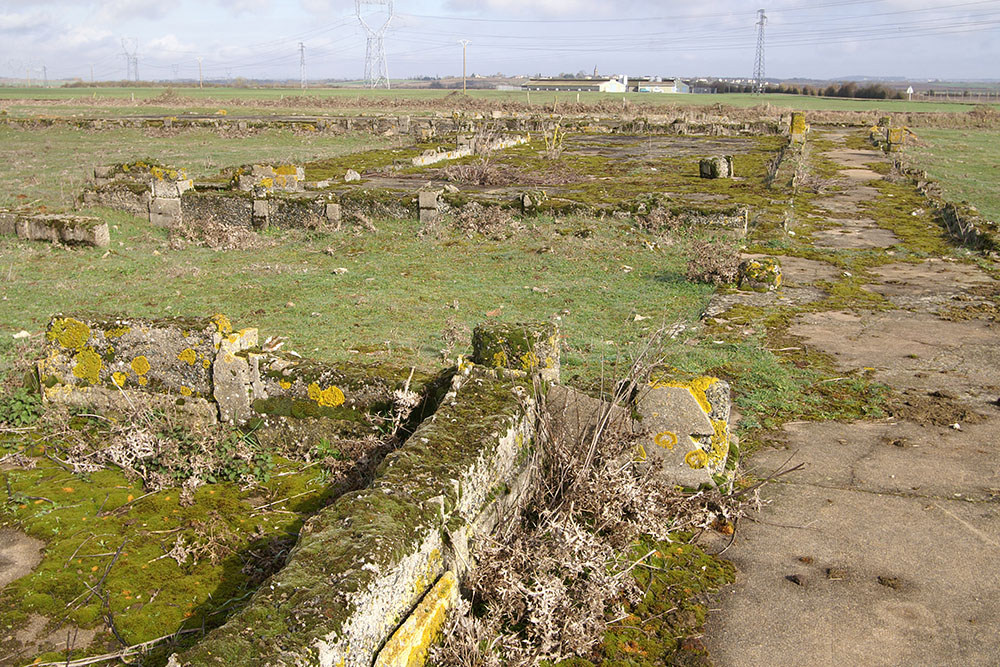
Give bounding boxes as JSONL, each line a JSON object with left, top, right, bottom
{"left": 0, "top": 209, "right": 109, "bottom": 247}
{"left": 34, "top": 312, "right": 738, "bottom": 666}
{"left": 700, "top": 155, "right": 735, "bottom": 179}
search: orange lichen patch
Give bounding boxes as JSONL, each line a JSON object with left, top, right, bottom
{"left": 653, "top": 431, "right": 678, "bottom": 450}
{"left": 307, "top": 382, "right": 345, "bottom": 407}
{"left": 131, "top": 356, "right": 151, "bottom": 376}
{"left": 61, "top": 487, "right": 74, "bottom": 493}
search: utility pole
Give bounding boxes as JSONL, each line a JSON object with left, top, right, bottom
{"left": 753, "top": 9, "right": 767, "bottom": 95}
{"left": 42, "top": 65, "right": 47, "bottom": 88}
{"left": 299, "top": 42, "right": 307, "bottom": 90}
{"left": 458, "top": 39, "right": 470, "bottom": 94}
{"left": 90, "top": 63, "right": 94, "bottom": 83}
{"left": 197, "top": 57, "right": 203, "bottom": 88}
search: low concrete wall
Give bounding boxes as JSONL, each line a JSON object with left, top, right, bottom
{"left": 38, "top": 314, "right": 435, "bottom": 435}
{"left": 169, "top": 364, "right": 538, "bottom": 667}
{"left": 0, "top": 209, "right": 109, "bottom": 247}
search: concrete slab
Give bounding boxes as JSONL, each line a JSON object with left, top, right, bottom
{"left": 705, "top": 483, "right": 1000, "bottom": 667}
{"left": 812, "top": 218, "right": 900, "bottom": 249}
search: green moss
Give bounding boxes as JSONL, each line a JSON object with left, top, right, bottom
{"left": 0, "top": 451, "right": 331, "bottom": 663}
{"left": 252, "top": 396, "right": 361, "bottom": 422}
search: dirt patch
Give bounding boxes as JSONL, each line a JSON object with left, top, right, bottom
{"left": 824, "top": 147, "right": 886, "bottom": 170}
{"left": 887, "top": 388, "right": 987, "bottom": 427}
{"left": 0, "top": 528, "right": 43, "bottom": 589}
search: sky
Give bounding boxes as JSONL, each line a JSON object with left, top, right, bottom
{"left": 1, "top": 0, "right": 998, "bottom": 83}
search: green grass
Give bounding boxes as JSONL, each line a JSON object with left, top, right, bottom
{"left": 0, "top": 124, "right": 399, "bottom": 210}
{"left": 905, "top": 128, "right": 1000, "bottom": 223}
{"left": 0, "top": 86, "right": 990, "bottom": 117}
{"left": 0, "top": 210, "right": 715, "bottom": 385}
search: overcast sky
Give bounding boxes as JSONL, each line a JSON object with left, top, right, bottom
{"left": 2, "top": 0, "right": 998, "bottom": 83}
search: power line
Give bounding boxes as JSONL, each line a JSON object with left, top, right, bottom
{"left": 753, "top": 9, "right": 767, "bottom": 94}
{"left": 357, "top": 0, "right": 394, "bottom": 88}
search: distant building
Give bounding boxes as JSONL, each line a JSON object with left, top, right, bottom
{"left": 634, "top": 78, "right": 690, "bottom": 94}
{"left": 523, "top": 77, "right": 626, "bottom": 93}
{"left": 523, "top": 76, "right": 690, "bottom": 94}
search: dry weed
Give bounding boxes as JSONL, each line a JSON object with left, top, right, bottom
{"left": 684, "top": 239, "right": 741, "bottom": 286}
{"left": 432, "top": 339, "right": 748, "bottom": 665}
{"left": 167, "top": 219, "right": 271, "bottom": 251}
{"left": 450, "top": 203, "right": 523, "bottom": 240}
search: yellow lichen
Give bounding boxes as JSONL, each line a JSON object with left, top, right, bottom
{"left": 307, "top": 382, "right": 345, "bottom": 407}
{"left": 202, "top": 358, "right": 211, "bottom": 369}
{"left": 138, "top": 376, "right": 148, "bottom": 387}
{"left": 47, "top": 317, "right": 91, "bottom": 351}
{"left": 654, "top": 431, "right": 678, "bottom": 450}
{"left": 491, "top": 350, "right": 508, "bottom": 368}
{"left": 131, "top": 356, "right": 151, "bottom": 376}
{"left": 520, "top": 351, "right": 539, "bottom": 371}
{"left": 180, "top": 386, "right": 192, "bottom": 397}
{"left": 275, "top": 165, "right": 298, "bottom": 175}
{"left": 104, "top": 326, "right": 130, "bottom": 339}
{"left": 112, "top": 371, "right": 128, "bottom": 388}
{"left": 177, "top": 348, "right": 197, "bottom": 365}
{"left": 684, "top": 449, "right": 709, "bottom": 470}
{"left": 72, "top": 348, "right": 102, "bottom": 385}
{"left": 211, "top": 313, "right": 233, "bottom": 335}
{"left": 278, "top": 380, "right": 292, "bottom": 390}
{"left": 649, "top": 375, "right": 718, "bottom": 414}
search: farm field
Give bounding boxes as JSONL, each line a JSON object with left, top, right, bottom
{"left": 1, "top": 93, "right": 997, "bottom": 666}
{"left": 906, "top": 128, "right": 1000, "bottom": 223}
{"left": 0, "top": 86, "right": 994, "bottom": 118}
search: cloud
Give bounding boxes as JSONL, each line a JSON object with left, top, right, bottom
{"left": 215, "top": 0, "right": 271, "bottom": 14}
{"left": 97, "top": 0, "right": 170, "bottom": 21}
{"left": 61, "top": 25, "right": 113, "bottom": 47}
{"left": 0, "top": 11, "right": 51, "bottom": 33}
{"left": 146, "top": 33, "right": 197, "bottom": 54}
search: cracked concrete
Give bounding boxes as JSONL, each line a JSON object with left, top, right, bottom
{"left": 705, "top": 127, "right": 1000, "bottom": 666}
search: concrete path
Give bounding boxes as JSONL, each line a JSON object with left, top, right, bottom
{"left": 705, "top": 129, "right": 1000, "bottom": 666}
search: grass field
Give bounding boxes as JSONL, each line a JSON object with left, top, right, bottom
{"left": 0, "top": 124, "right": 399, "bottom": 210}
{"left": 0, "top": 86, "right": 993, "bottom": 115}
{"left": 906, "top": 128, "right": 1000, "bottom": 223}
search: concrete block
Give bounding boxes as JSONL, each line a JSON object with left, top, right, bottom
{"left": 417, "top": 190, "right": 440, "bottom": 210}
{"left": 345, "top": 169, "right": 361, "bottom": 182}
{"left": 152, "top": 178, "right": 193, "bottom": 199}
{"left": 213, "top": 348, "right": 252, "bottom": 424}
{"left": 252, "top": 199, "right": 270, "bottom": 218}
{"left": 635, "top": 376, "right": 734, "bottom": 489}
{"left": 149, "top": 198, "right": 182, "bottom": 228}
{"left": 471, "top": 321, "right": 560, "bottom": 383}
{"left": 14, "top": 215, "right": 109, "bottom": 247}
{"left": 419, "top": 207, "right": 440, "bottom": 225}
{"left": 325, "top": 203, "right": 342, "bottom": 223}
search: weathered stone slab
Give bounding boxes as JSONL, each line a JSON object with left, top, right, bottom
{"left": 39, "top": 315, "right": 232, "bottom": 403}
{"left": 149, "top": 198, "right": 182, "bottom": 228}
{"left": 635, "top": 377, "right": 735, "bottom": 489}
{"left": 2, "top": 212, "right": 110, "bottom": 247}
{"left": 471, "top": 321, "right": 560, "bottom": 383}
{"left": 171, "top": 367, "right": 536, "bottom": 667}
{"left": 373, "top": 571, "right": 459, "bottom": 667}
{"left": 547, "top": 384, "right": 631, "bottom": 448}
